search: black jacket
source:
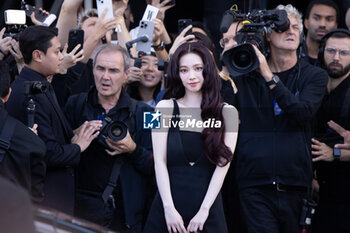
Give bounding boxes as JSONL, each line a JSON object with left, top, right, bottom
{"left": 51, "top": 61, "right": 88, "bottom": 109}
{"left": 314, "top": 75, "right": 350, "bottom": 201}
{"left": 65, "top": 88, "right": 154, "bottom": 227}
{"left": 6, "top": 67, "right": 81, "bottom": 215}
{"left": 226, "top": 59, "right": 328, "bottom": 190}
{"left": 0, "top": 101, "right": 46, "bottom": 202}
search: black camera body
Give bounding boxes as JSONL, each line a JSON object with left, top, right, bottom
{"left": 98, "top": 117, "right": 128, "bottom": 149}
{"left": 23, "top": 81, "right": 48, "bottom": 127}
{"left": 4, "top": 25, "right": 27, "bottom": 41}
{"left": 24, "top": 81, "right": 48, "bottom": 97}
{"left": 221, "top": 9, "right": 290, "bottom": 76}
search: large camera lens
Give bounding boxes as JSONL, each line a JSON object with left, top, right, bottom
{"left": 232, "top": 49, "right": 253, "bottom": 69}
{"left": 107, "top": 121, "right": 127, "bottom": 141}
{"left": 111, "top": 125, "right": 122, "bottom": 137}
{"left": 223, "top": 43, "right": 259, "bottom": 76}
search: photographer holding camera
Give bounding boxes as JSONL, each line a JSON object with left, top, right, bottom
{"left": 6, "top": 25, "right": 99, "bottom": 215}
{"left": 64, "top": 44, "right": 153, "bottom": 232}
{"left": 221, "top": 5, "right": 328, "bottom": 233}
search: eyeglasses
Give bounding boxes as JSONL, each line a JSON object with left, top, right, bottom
{"left": 219, "top": 36, "right": 236, "bottom": 48}
{"left": 325, "top": 48, "right": 350, "bottom": 57}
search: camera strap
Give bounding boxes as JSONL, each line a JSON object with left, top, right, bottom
{"left": 102, "top": 157, "right": 124, "bottom": 206}
{"left": 101, "top": 98, "right": 138, "bottom": 206}
{"left": 0, "top": 113, "right": 16, "bottom": 163}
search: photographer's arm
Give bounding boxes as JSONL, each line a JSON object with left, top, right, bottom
{"left": 252, "top": 45, "right": 328, "bottom": 124}
{"left": 252, "top": 45, "right": 275, "bottom": 86}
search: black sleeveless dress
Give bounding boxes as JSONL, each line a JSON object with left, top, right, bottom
{"left": 144, "top": 100, "right": 228, "bottom": 233}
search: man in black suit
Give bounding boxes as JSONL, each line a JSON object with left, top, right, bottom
{"left": 0, "top": 61, "right": 46, "bottom": 203}
{"left": 6, "top": 26, "right": 99, "bottom": 215}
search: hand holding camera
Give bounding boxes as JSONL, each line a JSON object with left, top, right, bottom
{"left": 105, "top": 130, "right": 136, "bottom": 156}
{"left": 250, "top": 43, "right": 273, "bottom": 80}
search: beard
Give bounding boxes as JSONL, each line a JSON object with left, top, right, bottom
{"left": 325, "top": 62, "right": 350, "bottom": 79}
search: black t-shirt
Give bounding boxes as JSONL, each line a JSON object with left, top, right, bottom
{"left": 308, "top": 56, "right": 318, "bottom": 66}
{"left": 315, "top": 76, "right": 350, "bottom": 146}
{"left": 274, "top": 63, "right": 300, "bottom": 96}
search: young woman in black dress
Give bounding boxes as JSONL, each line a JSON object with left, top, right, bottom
{"left": 144, "top": 41, "right": 239, "bottom": 233}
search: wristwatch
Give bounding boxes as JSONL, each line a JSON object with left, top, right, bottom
{"left": 266, "top": 75, "right": 280, "bottom": 87}
{"left": 153, "top": 41, "right": 165, "bottom": 51}
{"left": 333, "top": 148, "right": 341, "bottom": 162}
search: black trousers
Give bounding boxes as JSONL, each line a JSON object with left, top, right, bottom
{"left": 239, "top": 185, "right": 307, "bottom": 233}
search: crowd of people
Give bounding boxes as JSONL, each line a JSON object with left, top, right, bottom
{"left": 1, "top": 0, "right": 350, "bottom": 232}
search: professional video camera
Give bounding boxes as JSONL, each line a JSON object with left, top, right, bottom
{"left": 23, "top": 81, "right": 48, "bottom": 127}
{"left": 97, "top": 117, "right": 128, "bottom": 149}
{"left": 220, "top": 8, "right": 290, "bottom": 76}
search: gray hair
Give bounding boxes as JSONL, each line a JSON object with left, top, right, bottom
{"left": 276, "top": 4, "right": 303, "bottom": 34}
{"left": 93, "top": 44, "right": 131, "bottom": 73}
{"left": 77, "top": 9, "right": 98, "bottom": 29}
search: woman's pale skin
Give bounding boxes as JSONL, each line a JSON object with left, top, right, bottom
{"left": 152, "top": 52, "right": 238, "bottom": 233}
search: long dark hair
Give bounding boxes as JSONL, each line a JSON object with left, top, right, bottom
{"left": 164, "top": 42, "right": 233, "bottom": 166}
